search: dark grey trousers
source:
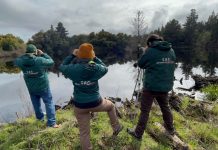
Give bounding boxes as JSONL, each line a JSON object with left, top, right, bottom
{"left": 135, "top": 90, "right": 174, "bottom": 136}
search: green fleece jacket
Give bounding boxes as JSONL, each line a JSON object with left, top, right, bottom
{"left": 59, "top": 55, "right": 108, "bottom": 108}
{"left": 15, "top": 53, "right": 54, "bottom": 93}
{"left": 138, "top": 41, "right": 176, "bottom": 92}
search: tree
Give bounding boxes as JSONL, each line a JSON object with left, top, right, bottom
{"left": 0, "top": 34, "right": 25, "bottom": 51}
{"left": 183, "top": 9, "right": 198, "bottom": 47}
{"left": 28, "top": 22, "right": 71, "bottom": 70}
{"left": 56, "top": 22, "right": 68, "bottom": 39}
{"left": 162, "top": 19, "right": 183, "bottom": 46}
{"left": 131, "top": 10, "right": 147, "bottom": 43}
{"left": 195, "top": 31, "right": 211, "bottom": 50}
{"left": 206, "top": 11, "right": 216, "bottom": 30}
{"left": 88, "top": 32, "right": 96, "bottom": 41}
{"left": 28, "top": 30, "right": 45, "bottom": 49}
{"left": 69, "top": 34, "right": 89, "bottom": 49}
{"left": 152, "top": 26, "right": 164, "bottom": 36}
{"left": 206, "top": 11, "right": 218, "bottom": 41}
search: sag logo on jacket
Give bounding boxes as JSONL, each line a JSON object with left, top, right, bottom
{"left": 156, "top": 57, "right": 175, "bottom": 64}
{"left": 74, "top": 81, "right": 96, "bottom": 86}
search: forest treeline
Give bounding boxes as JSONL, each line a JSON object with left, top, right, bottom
{"left": 28, "top": 23, "right": 132, "bottom": 66}
{"left": 154, "top": 9, "right": 218, "bottom": 49}
{"left": 0, "top": 9, "right": 218, "bottom": 73}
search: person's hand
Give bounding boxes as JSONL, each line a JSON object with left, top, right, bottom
{"left": 72, "top": 49, "right": 79, "bottom": 56}
{"left": 140, "top": 46, "right": 148, "bottom": 52}
{"left": 37, "top": 49, "right": 44, "bottom": 55}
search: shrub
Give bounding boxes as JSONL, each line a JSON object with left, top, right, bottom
{"left": 0, "top": 34, "right": 24, "bottom": 51}
{"left": 201, "top": 84, "right": 218, "bottom": 101}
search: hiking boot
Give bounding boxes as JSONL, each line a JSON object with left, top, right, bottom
{"left": 127, "top": 128, "right": 142, "bottom": 140}
{"left": 163, "top": 123, "right": 178, "bottom": 136}
{"left": 113, "top": 125, "right": 123, "bottom": 136}
{"left": 166, "top": 129, "right": 179, "bottom": 136}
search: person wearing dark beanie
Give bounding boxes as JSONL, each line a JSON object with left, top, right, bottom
{"left": 15, "top": 44, "right": 60, "bottom": 128}
{"left": 127, "top": 34, "right": 177, "bottom": 140}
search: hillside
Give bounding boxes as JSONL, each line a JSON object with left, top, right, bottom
{"left": 0, "top": 97, "right": 217, "bottom": 150}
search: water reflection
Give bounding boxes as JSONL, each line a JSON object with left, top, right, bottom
{"left": 0, "top": 62, "right": 136, "bottom": 123}
{"left": 1, "top": 47, "right": 218, "bottom": 123}
{"left": 1, "top": 61, "right": 217, "bottom": 123}
{"left": 176, "top": 48, "right": 218, "bottom": 77}
{"left": 1, "top": 47, "right": 218, "bottom": 76}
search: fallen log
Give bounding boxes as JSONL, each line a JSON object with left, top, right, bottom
{"left": 191, "top": 75, "right": 218, "bottom": 90}
{"left": 169, "top": 92, "right": 183, "bottom": 112}
{"left": 176, "top": 87, "right": 193, "bottom": 92}
{"left": 147, "top": 122, "right": 190, "bottom": 150}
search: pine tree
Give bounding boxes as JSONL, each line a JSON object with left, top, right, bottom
{"left": 55, "top": 22, "right": 68, "bottom": 39}
{"left": 163, "top": 19, "right": 182, "bottom": 46}
{"left": 183, "top": 9, "right": 198, "bottom": 47}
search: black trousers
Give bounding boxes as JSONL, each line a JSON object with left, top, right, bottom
{"left": 135, "top": 90, "right": 174, "bottom": 136}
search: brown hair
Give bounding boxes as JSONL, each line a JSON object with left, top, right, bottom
{"left": 146, "top": 34, "right": 164, "bottom": 47}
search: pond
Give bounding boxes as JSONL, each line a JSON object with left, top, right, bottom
{"left": 0, "top": 61, "right": 217, "bottom": 123}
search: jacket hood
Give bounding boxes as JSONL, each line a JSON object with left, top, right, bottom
{"left": 150, "top": 41, "right": 172, "bottom": 51}
{"left": 73, "top": 58, "right": 91, "bottom": 64}
{"left": 22, "top": 54, "right": 36, "bottom": 67}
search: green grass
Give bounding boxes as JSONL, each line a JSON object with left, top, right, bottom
{"left": 0, "top": 99, "right": 218, "bottom": 150}
{"left": 212, "top": 104, "right": 218, "bottom": 115}
{"left": 180, "top": 97, "right": 191, "bottom": 110}
{"left": 201, "top": 84, "right": 218, "bottom": 101}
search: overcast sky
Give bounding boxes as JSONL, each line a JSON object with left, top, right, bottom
{"left": 0, "top": 0, "right": 218, "bottom": 41}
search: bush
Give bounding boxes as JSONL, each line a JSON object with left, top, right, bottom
{"left": 0, "top": 34, "right": 24, "bottom": 52}
{"left": 201, "top": 84, "right": 218, "bottom": 101}
{"left": 2, "top": 42, "right": 14, "bottom": 51}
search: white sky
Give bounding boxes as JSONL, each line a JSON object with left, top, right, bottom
{"left": 0, "top": 0, "right": 218, "bottom": 41}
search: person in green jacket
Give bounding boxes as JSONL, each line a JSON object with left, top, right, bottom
{"left": 59, "top": 43, "right": 122, "bottom": 150}
{"left": 127, "top": 34, "right": 177, "bottom": 140}
{"left": 15, "top": 44, "right": 60, "bottom": 128}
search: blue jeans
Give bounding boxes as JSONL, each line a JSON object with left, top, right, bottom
{"left": 30, "top": 88, "right": 56, "bottom": 126}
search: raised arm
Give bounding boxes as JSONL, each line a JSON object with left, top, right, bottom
{"left": 39, "top": 53, "right": 54, "bottom": 67}
{"left": 88, "top": 58, "right": 108, "bottom": 81}
{"left": 92, "top": 63, "right": 108, "bottom": 80}
{"left": 59, "top": 55, "right": 77, "bottom": 79}
{"left": 137, "top": 49, "right": 151, "bottom": 69}
{"left": 93, "top": 57, "right": 106, "bottom": 66}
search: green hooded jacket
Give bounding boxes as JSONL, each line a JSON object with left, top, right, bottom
{"left": 15, "top": 53, "right": 54, "bottom": 93}
{"left": 138, "top": 41, "right": 176, "bottom": 92}
{"left": 59, "top": 55, "right": 108, "bottom": 108}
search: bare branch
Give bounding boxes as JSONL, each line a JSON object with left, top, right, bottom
{"left": 131, "top": 10, "right": 148, "bottom": 40}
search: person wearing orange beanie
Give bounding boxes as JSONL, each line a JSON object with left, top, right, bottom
{"left": 59, "top": 43, "right": 122, "bottom": 150}
{"left": 77, "top": 43, "right": 95, "bottom": 59}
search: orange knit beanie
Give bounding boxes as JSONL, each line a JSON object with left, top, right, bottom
{"left": 77, "top": 43, "right": 95, "bottom": 59}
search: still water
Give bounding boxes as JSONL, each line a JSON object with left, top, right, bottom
{"left": 0, "top": 62, "right": 217, "bottom": 123}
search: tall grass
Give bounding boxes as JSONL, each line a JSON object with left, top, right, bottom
{"left": 0, "top": 97, "right": 218, "bottom": 149}
{"left": 201, "top": 84, "right": 218, "bottom": 101}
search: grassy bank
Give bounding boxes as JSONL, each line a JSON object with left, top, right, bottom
{"left": 0, "top": 98, "right": 217, "bottom": 150}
